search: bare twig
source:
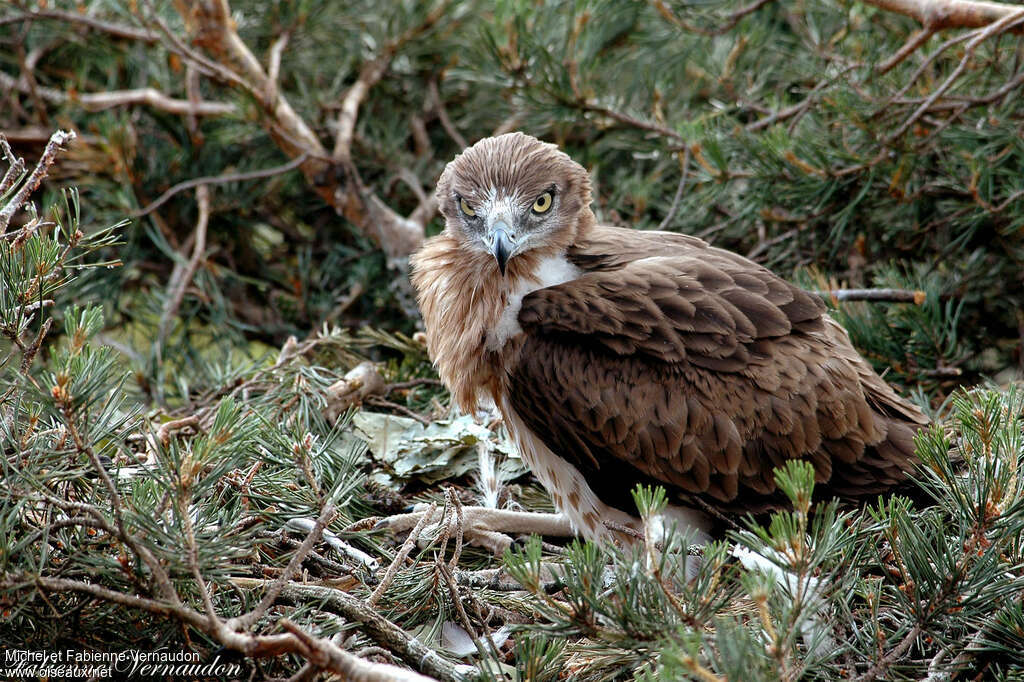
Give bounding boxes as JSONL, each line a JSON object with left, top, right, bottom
{"left": 18, "top": 575, "right": 397, "bottom": 672}
{"left": 438, "top": 560, "right": 483, "bottom": 653}
{"left": 877, "top": 28, "right": 937, "bottom": 74}
{"left": 333, "top": 2, "right": 447, "bottom": 161}
{"left": 229, "top": 503, "right": 337, "bottom": 631}
{"left": 657, "top": 147, "right": 691, "bottom": 231}
{"left": 0, "top": 136, "right": 27, "bottom": 196}
{"left": 264, "top": 31, "right": 290, "bottom": 105}
{"left": 887, "top": 8, "right": 1024, "bottom": 142}
{"left": 233, "top": 578, "right": 467, "bottom": 681}
{"left": 155, "top": 185, "right": 211, "bottom": 367}
{"left": 368, "top": 505, "right": 435, "bottom": 607}
{"left": 860, "top": 0, "right": 1024, "bottom": 32}
{"left": 581, "top": 99, "right": 686, "bottom": 143}
{"left": 853, "top": 623, "right": 923, "bottom": 682}
{"left": 816, "top": 288, "right": 928, "bottom": 303}
{"left": 0, "top": 8, "right": 160, "bottom": 42}
{"left": 0, "top": 72, "right": 235, "bottom": 117}
{"left": 155, "top": 415, "right": 203, "bottom": 445}
{"left": 919, "top": 366, "right": 964, "bottom": 378}
{"left": 184, "top": 64, "right": 202, "bottom": 140}
{"left": 365, "top": 397, "right": 431, "bottom": 425}
{"left": 428, "top": 78, "right": 467, "bottom": 149}
{"left": 652, "top": 0, "right": 778, "bottom": 36}
{"left": 0, "top": 130, "right": 75, "bottom": 233}
{"left": 279, "top": 619, "right": 435, "bottom": 682}
{"left": 385, "top": 377, "right": 444, "bottom": 393}
{"left": 134, "top": 155, "right": 307, "bottom": 217}
{"left": 447, "top": 488, "right": 466, "bottom": 571}
{"left": 334, "top": 55, "right": 393, "bottom": 162}
{"left": 745, "top": 67, "right": 857, "bottom": 133}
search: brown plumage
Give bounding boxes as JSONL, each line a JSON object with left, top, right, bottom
{"left": 411, "top": 132, "right": 928, "bottom": 540}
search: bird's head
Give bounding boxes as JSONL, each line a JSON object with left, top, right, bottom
{"left": 436, "top": 132, "right": 594, "bottom": 276}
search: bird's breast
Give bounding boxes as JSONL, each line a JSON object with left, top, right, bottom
{"left": 485, "top": 254, "right": 582, "bottom": 352}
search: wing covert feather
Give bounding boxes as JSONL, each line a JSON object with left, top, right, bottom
{"left": 508, "top": 236, "right": 926, "bottom": 511}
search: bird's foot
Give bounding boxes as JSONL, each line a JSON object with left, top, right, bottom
{"left": 378, "top": 504, "right": 575, "bottom": 557}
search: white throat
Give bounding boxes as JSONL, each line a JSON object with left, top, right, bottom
{"left": 485, "top": 254, "right": 581, "bottom": 352}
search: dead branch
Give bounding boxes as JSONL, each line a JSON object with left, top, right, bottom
{"left": 265, "top": 31, "right": 289, "bottom": 104}
{"left": 367, "top": 504, "right": 435, "bottom": 607}
{"left": 365, "top": 396, "right": 431, "bottom": 425}
{"left": 177, "top": 0, "right": 433, "bottom": 260}
{"left": 876, "top": 28, "right": 937, "bottom": 74}
{"left": 156, "top": 415, "right": 203, "bottom": 445}
{"left": 18, "top": 575, "right": 424, "bottom": 678}
{"left": 428, "top": 78, "right": 468, "bottom": 149}
{"left": 0, "top": 135, "right": 26, "bottom": 197}
{"left": 0, "top": 129, "right": 75, "bottom": 233}
{"left": 229, "top": 504, "right": 337, "bottom": 631}
{"left": 657, "top": 148, "right": 691, "bottom": 230}
{"left": 236, "top": 578, "right": 468, "bottom": 681}
{"left": 817, "top": 288, "right": 928, "bottom": 304}
{"left": 133, "top": 154, "right": 307, "bottom": 217}
{"left": 0, "top": 71, "right": 235, "bottom": 117}
{"left": 886, "top": 8, "right": 1024, "bottom": 141}
{"left": 0, "top": 7, "right": 160, "bottom": 42}
{"left": 334, "top": 55, "right": 393, "bottom": 162}
{"left": 279, "top": 620, "right": 436, "bottom": 682}
{"left": 652, "top": 0, "right": 779, "bottom": 37}
{"left": 333, "top": 2, "right": 446, "bottom": 162}
{"left": 155, "top": 185, "right": 210, "bottom": 369}
{"left": 860, "top": 0, "right": 1024, "bottom": 32}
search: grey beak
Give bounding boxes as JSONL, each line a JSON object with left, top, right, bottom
{"left": 490, "top": 223, "right": 514, "bottom": 276}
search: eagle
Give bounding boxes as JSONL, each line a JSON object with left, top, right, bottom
{"left": 402, "top": 132, "right": 928, "bottom": 551}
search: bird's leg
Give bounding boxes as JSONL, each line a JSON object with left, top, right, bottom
{"left": 379, "top": 505, "right": 576, "bottom": 556}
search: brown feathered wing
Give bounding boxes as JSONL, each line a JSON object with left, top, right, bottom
{"left": 506, "top": 226, "right": 928, "bottom": 513}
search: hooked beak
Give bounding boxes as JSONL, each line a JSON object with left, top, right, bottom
{"left": 488, "top": 222, "right": 515, "bottom": 276}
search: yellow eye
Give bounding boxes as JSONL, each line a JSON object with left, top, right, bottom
{"left": 532, "top": 191, "right": 553, "bottom": 214}
{"left": 459, "top": 198, "right": 475, "bottom": 217}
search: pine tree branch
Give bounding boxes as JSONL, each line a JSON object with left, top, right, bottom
{"left": 860, "top": 0, "right": 1024, "bottom": 32}
{"left": 0, "top": 71, "right": 235, "bottom": 116}
{"left": 53, "top": 392, "right": 183, "bottom": 608}
{"left": 156, "top": 184, "right": 210, "bottom": 371}
{"left": 876, "top": 27, "right": 937, "bottom": 74}
{"left": 816, "top": 288, "right": 928, "bottom": 303}
{"left": 14, "top": 576, "right": 386, "bottom": 673}
{"left": 279, "top": 619, "right": 436, "bottom": 682}
{"left": 657, "top": 148, "right": 691, "bottom": 230}
{"left": 229, "top": 503, "right": 337, "bottom": 631}
{"left": 853, "top": 623, "right": 923, "bottom": 682}
{"left": 886, "top": 7, "right": 1024, "bottom": 141}
{"left": 0, "top": 8, "right": 160, "bottom": 42}
{"left": 132, "top": 155, "right": 307, "bottom": 218}
{"left": 233, "top": 578, "right": 469, "bottom": 681}
{"left": 428, "top": 78, "right": 467, "bottom": 149}
{"left": 174, "top": 0, "right": 432, "bottom": 259}
{"left": 0, "top": 135, "right": 26, "bottom": 196}
{"left": 0, "top": 130, "right": 74, "bottom": 233}
{"left": 652, "top": 0, "right": 779, "bottom": 36}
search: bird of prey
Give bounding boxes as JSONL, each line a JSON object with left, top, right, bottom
{"left": 400, "top": 132, "right": 928, "bottom": 551}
